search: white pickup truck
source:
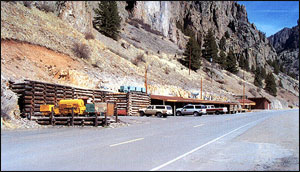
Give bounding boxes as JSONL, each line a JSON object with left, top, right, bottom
{"left": 205, "top": 105, "right": 228, "bottom": 115}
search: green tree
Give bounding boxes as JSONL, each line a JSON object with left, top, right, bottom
{"left": 202, "top": 29, "right": 219, "bottom": 63}
{"left": 251, "top": 64, "right": 256, "bottom": 73}
{"left": 254, "top": 67, "right": 263, "bottom": 88}
{"left": 219, "top": 50, "right": 227, "bottom": 69}
{"left": 265, "top": 72, "right": 277, "bottom": 96}
{"left": 244, "top": 59, "right": 250, "bottom": 71}
{"left": 261, "top": 67, "right": 266, "bottom": 79}
{"left": 238, "top": 54, "right": 245, "bottom": 69}
{"left": 219, "top": 36, "right": 226, "bottom": 51}
{"left": 93, "top": 1, "right": 122, "bottom": 40}
{"left": 225, "top": 50, "right": 238, "bottom": 73}
{"left": 182, "top": 36, "right": 202, "bottom": 71}
{"left": 273, "top": 60, "right": 280, "bottom": 75}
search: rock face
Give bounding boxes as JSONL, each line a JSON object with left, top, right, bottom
{"left": 122, "top": 1, "right": 278, "bottom": 71}
{"left": 1, "top": 75, "right": 20, "bottom": 121}
{"left": 23, "top": 1, "right": 279, "bottom": 73}
{"left": 268, "top": 23, "right": 299, "bottom": 78}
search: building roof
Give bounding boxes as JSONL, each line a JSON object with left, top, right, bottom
{"left": 237, "top": 99, "right": 256, "bottom": 105}
{"left": 150, "top": 95, "right": 238, "bottom": 105}
{"left": 248, "top": 97, "right": 271, "bottom": 103}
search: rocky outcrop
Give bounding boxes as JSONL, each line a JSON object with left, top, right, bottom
{"left": 123, "top": 1, "right": 278, "bottom": 72}
{"left": 268, "top": 23, "right": 299, "bottom": 78}
{"left": 1, "top": 75, "right": 19, "bottom": 121}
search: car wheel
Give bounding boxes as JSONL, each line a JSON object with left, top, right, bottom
{"left": 156, "top": 112, "right": 162, "bottom": 118}
{"left": 139, "top": 111, "right": 145, "bottom": 116}
{"left": 215, "top": 111, "right": 220, "bottom": 115}
{"left": 176, "top": 111, "right": 182, "bottom": 116}
{"left": 193, "top": 112, "right": 199, "bottom": 116}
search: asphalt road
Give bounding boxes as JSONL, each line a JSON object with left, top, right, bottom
{"left": 1, "top": 109, "right": 299, "bottom": 171}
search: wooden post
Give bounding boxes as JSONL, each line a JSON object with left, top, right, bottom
{"left": 104, "top": 112, "right": 107, "bottom": 126}
{"left": 115, "top": 102, "right": 118, "bottom": 123}
{"left": 94, "top": 113, "right": 98, "bottom": 127}
{"left": 145, "top": 65, "right": 147, "bottom": 94}
{"left": 71, "top": 107, "right": 74, "bottom": 126}
{"left": 50, "top": 107, "right": 54, "bottom": 126}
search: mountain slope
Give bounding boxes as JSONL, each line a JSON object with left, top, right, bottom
{"left": 268, "top": 22, "right": 299, "bottom": 79}
{"left": 1, "top": 1, "right": 299, "bottom": 117}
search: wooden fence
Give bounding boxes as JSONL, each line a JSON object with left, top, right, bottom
{"left": 9, "top": 79, "right": 151, "bottom": 126}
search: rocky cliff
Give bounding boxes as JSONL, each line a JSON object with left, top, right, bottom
{"left": 122, "top": 1, "right": 277, "bottom": 71}
{"left": 268, "top": 22, "right": 299, "bottom": 79}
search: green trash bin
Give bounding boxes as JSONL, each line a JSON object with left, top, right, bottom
{"left": 85, "top": 104, "right": 95, "bottom": 113}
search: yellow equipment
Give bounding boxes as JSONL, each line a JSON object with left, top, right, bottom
{"left": 58, "top": 99, "right": 86, "bottom": 115}
{"left": 40, "top": 105, "right": 60, "bottom": 115}
{"left": 40, "top": 99, "right": 86, "bottom": 115}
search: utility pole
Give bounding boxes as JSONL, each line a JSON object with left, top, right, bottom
{"left": 200, "top": 77, "right": 203, "bottom": 100}
{"left": 210, "top": 57, "right": 213, "bottom": 83}
{"left": 189, "top": 48, "right": 191, "bottom": 75}
{"left": 145, "top": 65, "right": 147, "bottom": 94}
{"left": 242, "top": 70, "right": 245, "bottom": 109}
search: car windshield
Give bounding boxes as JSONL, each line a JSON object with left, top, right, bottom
{"left": 167, "top": 106, "right": 172, "bottom": 110}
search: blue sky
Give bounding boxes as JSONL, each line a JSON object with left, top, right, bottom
{"left": 237, "top": 1, "right": 299, "bottom": 37}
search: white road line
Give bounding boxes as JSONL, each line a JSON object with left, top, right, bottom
{"left": 109, "top": 138, "right": 144, "bottom": 147}
{"left": 150, "top": 118, "right": 265, "bottom": 171}
{"left": 193, "top": 124, "right": 204, "bottom": 128}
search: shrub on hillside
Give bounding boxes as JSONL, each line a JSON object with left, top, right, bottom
{"left": 38, "top": 3, "right": 55, "bottom": 13}
{"left": 24, "top": 1, "right": 33, "bottom": 9}
{"left": 131, "top": 54, "right": 145, "bottom": 66}
{"left": 164, "top": 67, "right": 170, "bottom": 75}
{"left": 73, "top": 42, "right": 90, "bottom": 59}
{"left": 85, "top": 32, "right": 95, "bottom": 40}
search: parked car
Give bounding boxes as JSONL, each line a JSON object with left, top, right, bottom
{"left": 205, "top": 105, "right": 228, "bottom": 115}
{"left": 139, "top": 105, "right": 172, "bottom": 118}
{"left": 175, "top": 104, "right": 206, "bottom": 116}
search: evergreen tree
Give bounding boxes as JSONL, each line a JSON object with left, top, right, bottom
{"left": 238, "top": 54, "right": 245, "bottom": 69}
{"left": 182, "top": 36, "right": 202, "bottom": 71}
{"left": 219, "top": 50, "right": 227, "bottom": 69}
{"left": 265, "top": 72, "right": 277, "bottom": 96}
{"left": 244, "top": 58, "right": 250, "bottom": 71}
{"left": 225, "top": 50, "right": 238, "bottom": 73}
{"left": 251, "top": 64, "right": 256, "bottom": 73}
{"left": 219, "top": 36, "right": 226, "bottom": 51}
{"left": 202, "top": 29, "right": 219, "bottom": 63}
{"left": 93, "top": 1, "right": 122, "bottom": 40}
{"left": 254, "top": 67, "right": 263, "bottom": 87}
{"left": 273, "top": 60, "right": 280, "bottom": 75}
{"left": 261, "top": 67, "right": 266, "bottom": 79}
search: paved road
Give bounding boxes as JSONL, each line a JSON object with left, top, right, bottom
{"left": 1, "top": 109, "right": 299, "bottom": 171}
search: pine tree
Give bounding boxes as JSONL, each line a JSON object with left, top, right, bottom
{"left": 261, "top": 67, "right": 266, "bottom": 79}
{"left": 93, "top": 1, "right": 122, "bottom": 40}
{"left": 244, "top": 58, "right": 250, "bottom": 71}
{"left": 254, "top": 67, "right": 263, "bottom": 88}
{"left": 202, "top": 29, "right": 219, "bottom": 63}
{"left": 225, "top": 50, "right": 238, "bottom": 73}
{"left": 273, "top": 60, "right": 280, "bottom": 75}
{"left": 182, "top": 36, "right": 202, "bottom": 71}
{"left": 219, "top": 36, "right": 226, "bottom": 51}
{"left": 219, "top": 50, "right": 227, "bottom": 69}
{"left": 265, "top": 72, "right": 277, "bottom": 96}
{"left": 238, "top": 54, "right": 245, "bottom": 69}
{"left": 251, "top": 64, "right": 256, "bottom": 73}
